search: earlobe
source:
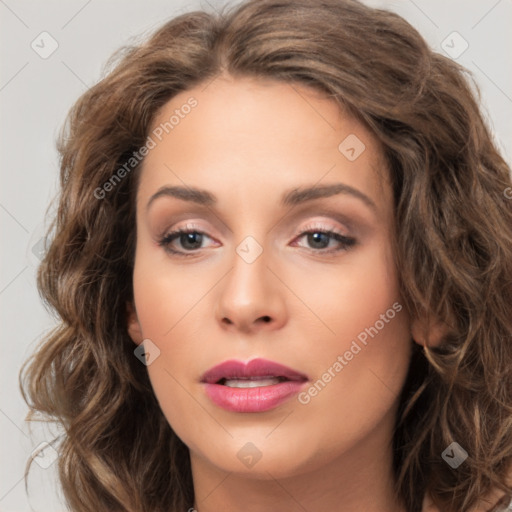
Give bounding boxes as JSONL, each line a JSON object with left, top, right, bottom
{"left": 411, "top": 315, "right": 447, "bottom": 348}
{"left": 126, "top": 301, "right": 144, "bottom": 345}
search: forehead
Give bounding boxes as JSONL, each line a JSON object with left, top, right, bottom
{"left": 136, "top": 75, "right": 391, "bottom": 216}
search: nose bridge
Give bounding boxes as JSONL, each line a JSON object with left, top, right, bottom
{"left": 215, "top": 229, "right": 287, "bottom": 332}
{"left": 226, "top": 233, "right": 270, "bottom": 305}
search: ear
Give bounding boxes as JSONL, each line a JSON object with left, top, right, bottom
{"left": 411, "top": 314, "right": 448, "bottom": 348}
{"left": 126, "top": 301, "right": 144, "bottom": 346}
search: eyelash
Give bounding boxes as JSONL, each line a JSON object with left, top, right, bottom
{"left": 157, "top": 224, "right": 356, "bottom": 258}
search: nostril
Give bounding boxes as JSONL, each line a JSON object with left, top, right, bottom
{"left": 261, "top": 316, "right": 271, "bottom": 323}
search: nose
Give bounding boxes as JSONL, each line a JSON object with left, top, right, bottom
{"left": 215, "top": 242, "right": 287, "bottom": 334}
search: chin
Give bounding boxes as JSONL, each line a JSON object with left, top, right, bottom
{"left": 193, "top": 437, "right": 327, "bottom": 480}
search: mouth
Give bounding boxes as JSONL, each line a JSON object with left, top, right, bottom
{"left": 216, "top": 376, "right": 293, "bottom": 388}
{"left": 200, "top": 358, "right": 309, "bottom": 385}
{"left": 200, "top": 358, "right": 309, "bottom": 413}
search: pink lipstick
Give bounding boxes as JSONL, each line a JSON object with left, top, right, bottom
{"left": 200, "top": 358, "right": 309, "bottom": 413}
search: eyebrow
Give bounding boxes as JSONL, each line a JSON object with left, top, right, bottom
{"left": 145, "top": 183, "right": 377, "bottom": 213}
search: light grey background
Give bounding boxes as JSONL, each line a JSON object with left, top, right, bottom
{"left": 1, "top": 1, "right": 511, "bottom": 511}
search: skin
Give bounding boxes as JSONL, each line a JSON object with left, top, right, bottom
{"left": 127, "top": 74, "right": 432, "bottom": 512}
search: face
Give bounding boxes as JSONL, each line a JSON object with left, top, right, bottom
{"left": 128, "top": 74, "right": 413, "bottom": 480}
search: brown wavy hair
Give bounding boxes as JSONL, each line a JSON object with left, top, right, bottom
{"left": 19, "top": 0, "right": 512, "bottom": 511}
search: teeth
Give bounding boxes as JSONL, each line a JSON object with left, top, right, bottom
{"left": 223, "top": 377, "right": 282, "bottom": 388}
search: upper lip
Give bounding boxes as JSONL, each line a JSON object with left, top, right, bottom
{"left": 200, "top": 358, "right": 309, "bottom": 384}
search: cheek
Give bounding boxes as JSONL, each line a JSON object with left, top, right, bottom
{"left": 132, "top": 262, "right": 204, "bottom": 386}
{"left": 291, "top": 237, "right": 411, "bottom": 433}
{"left": 291, "top": 235, "right": 402, "bottom": 346}
{"left": 130, "top": 246, "right": 213, "bottom": 438}
{"left": 131, "top": 239, "right": 208, "bottom": 341}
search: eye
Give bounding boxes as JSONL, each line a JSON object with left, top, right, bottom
{"left": 292, "top": 224, "right": 356, "bottom": 254}
{"left": 157, "top": 223, "right": 357, "bottom": 257}
{"left": 157, "top": 226, "right": 216, "bottom": 257}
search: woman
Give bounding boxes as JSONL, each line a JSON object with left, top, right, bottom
{"left": 19, "top": 0, "right": 512, "bottom": 510}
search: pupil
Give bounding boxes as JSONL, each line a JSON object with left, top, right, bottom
{"left": 181, "top": 232, "right": 202, "bottom": 249}
{"left": 308, "top": 232, "right": 328, "bottom": 249}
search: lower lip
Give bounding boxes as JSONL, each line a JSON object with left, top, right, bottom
{"left": 203, "top": 380, "right": 307, "bottom": 413}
